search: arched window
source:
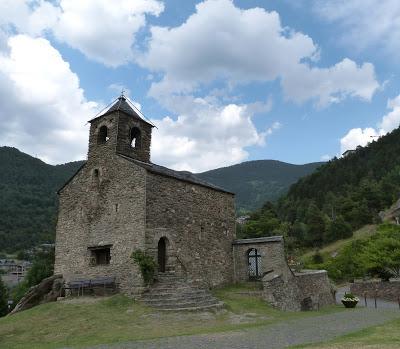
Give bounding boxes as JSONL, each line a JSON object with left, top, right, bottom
{"left": 158, "top": 237, "right": 168, "bottom": 273}
{"left": 97, "top": 126, "right": 109, "bottom": 144}
{"left": 130, "top": 127, "right": 141, "bottom": 149}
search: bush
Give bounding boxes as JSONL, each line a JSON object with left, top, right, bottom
{"left": 131, "top": 250, "right": 157, "bottom": 285}
{"left": 0, "top": 276, "right": 8, "bottom": 316}
{"left": 312, "top": 251, "right": 324, "bottom": 264}
{"left": 11, "top": 247, "right": 55, "bottom": 306}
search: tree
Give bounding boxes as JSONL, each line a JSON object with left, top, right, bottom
{"left": 11, "top": 247, "right": 55, "bottom": 306}
{"left": 25, "top": 248, "right": 54, "bottom": 287}
{"left": 305, "top": 203, "right": 326, "bottom": 247}
{"left": 325, "top": 240, "right": 367, "bottom": 282}
{"left": 325, "top": 215, "right": 352, "bottom": 242}
{"left": 0, "top": 276, "right": 8, "bottom": 316}
{"left": 361, "top": 225, "right": 400, "bottom": 280}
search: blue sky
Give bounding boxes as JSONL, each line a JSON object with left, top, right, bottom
{"left": 1, "top": 0, "right": 400, "bottom": 172}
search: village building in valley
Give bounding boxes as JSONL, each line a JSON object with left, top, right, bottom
{"left": 54, "top": 95, "right": 334, "bottom": 311}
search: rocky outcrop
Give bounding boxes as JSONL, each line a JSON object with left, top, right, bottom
{"left": 9, "top": 274, "right": 64, "bottom": 315}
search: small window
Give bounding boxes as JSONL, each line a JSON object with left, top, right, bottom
{"left": 97, "top": 125, "right": 109, "bottom": 144}
{"left": 92, "top": 169, "right": 100, "bottom": 186}
{"left": 130, "top": 127, "right": 141, "bottom": 148}
{"left": 90, "top": 247, "right": 111, "bottom": 265}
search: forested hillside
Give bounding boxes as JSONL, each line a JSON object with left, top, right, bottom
{"left": 0, "top": 147, "right": 84, "bottom": 252}
{"left": 241, "top": 127, "right": 400, "bottom": 248}
{"left": 0, "top": 147, "right": 320, "bottom": 252}
{"left": 197, "top": 160, "right": 322, "bottom": 213}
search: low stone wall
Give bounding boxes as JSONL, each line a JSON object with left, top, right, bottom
{"left": 262, "top": 270, "right": 335, "bottom": 311}
{"left": 295, "top": 270, "right": 335, "bottom": 309}
{"left": 351, "top": 280, "right": 400, "bottom": 302}
{"left": 263, "top": 274, "right": 302, "bottom": 311}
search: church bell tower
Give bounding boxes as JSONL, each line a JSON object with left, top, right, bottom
{"left": 87, "top": 95, "right": 154, "bottom": 163}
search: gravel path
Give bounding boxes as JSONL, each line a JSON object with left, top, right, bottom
{"left": 86, "top": 308, "right": 400, "bottom": 349}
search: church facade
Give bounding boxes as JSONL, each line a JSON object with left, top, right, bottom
{"left": 54, "top": 95, "right": 334, "bottom": 310}
{"left": 54, "top": 96, "right": 236, "bottom": 294}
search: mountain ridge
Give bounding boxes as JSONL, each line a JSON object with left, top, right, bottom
{"left": 0, "top": 146, "right": 321, "bottom": 252}
{"left": 197, "top": 160, "right": 323, "bottom": 213}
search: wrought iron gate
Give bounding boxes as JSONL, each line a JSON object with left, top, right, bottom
{"left": 248, "top": 248, "right": 262, "bottom": 280}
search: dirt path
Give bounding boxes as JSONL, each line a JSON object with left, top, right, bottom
{"left": 85, "top": 307, "right": 400, "bottom": 349}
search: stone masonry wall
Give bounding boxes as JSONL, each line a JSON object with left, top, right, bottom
{"left": 295, "top": 270, "right": 335, "bottom": 309}
{"left": 232, "top": 239, "right": 291, "bottom": 283}
{"left": 145, "top": 172, "right": 236, "bottom": 288}
{"left": 351, "top": 280, "right": 400, "bottom": 302}
{"left": 262, "top": 270, "right": 334, "bottom": 311}
{"left": 55, "top": 114, "right": 148, "bottom": 295}
{"left": 116, "top": 112, "right": 152, "bottom": 163}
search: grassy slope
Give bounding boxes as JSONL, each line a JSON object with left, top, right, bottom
{"left": 0, "top": 284, "right": 343, "bottom": 349}
{"left": 303, "top": 225, "right": 377, "bottom": 260}
{"left": 294, "top": 318, "right": 400, "bottom": 349}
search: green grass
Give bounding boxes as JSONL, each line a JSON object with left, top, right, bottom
{"left": 303, "top": 224, "right": 377, "bottom": 258}
{"left": 292, "top": 318, "right": 400, "bottom": 349}
{"left": 0, "top": 283, "right": 343, "bottom": 349}
{"left": 302, "top": 224, "right": 377, "bottom": 260}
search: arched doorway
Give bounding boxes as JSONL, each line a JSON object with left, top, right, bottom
{"left": 247, "top": 248, "right": 262, "bottom": 280}
{"left": 158, "top": 237, "right": 168, "bottom": 273}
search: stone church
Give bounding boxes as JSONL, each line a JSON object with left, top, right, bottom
{"left": 55, "top": 95, "right": 334, "bottom": 311}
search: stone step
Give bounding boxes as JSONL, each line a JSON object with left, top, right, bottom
{"left": 151, "top": 282, "right": 192, "bottom": 290}
{"left": 142, "top": 294, "right": 216, "bottom": 304}
{"left": 143, "top": 299, "right": 220, "bottom": 309}
{"left": 159, "top": 302, "right": 224, "bottom": 312}
{"left": 142, "top": 290, "right": 208, "bottom": 299}
{"left": 140, "top": 275, "right": 223, "bottom": 311}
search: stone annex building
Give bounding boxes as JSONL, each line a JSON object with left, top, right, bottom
{"left": 55, "top": 96, "right": 334, "bottom": 311}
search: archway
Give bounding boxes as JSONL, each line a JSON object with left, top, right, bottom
{"left": 158, "top": 237, "right": 168, "bottom": 273}
{"left": 97, "top": 125, "right": 109, "bottom": 144}
{"left": 247, "top": 248, "right": 262, "bottom": 280}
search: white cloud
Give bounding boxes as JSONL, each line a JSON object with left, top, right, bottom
{"left": 0, "top": 0, "right": 164, "bottom": 67}
{"left": 340, "top": 127, "right": 379, "bottom": 154}
{"left": 139, "top": 0, "right": 379, "bottom": 107}
{"left": 281, "top": 58, "right": 378, "bottom": 107}
{"left": 0, "top": 0, "right": 60, "bottom": 37}
{"left": 320, "top": 154, "right": 331, "bottom": 161}
{"left": 340, "top": 94, "right": 400, "bottom": 154}
{"left": 313, "top": 0, "right": 400, "bottom": 55}
{"left": 380, "top": 95, "right": 400, "bottom": 132}
{"left": 0, "top": 34, "right": 99, "bottom": 163}
{"left": 54, "top": 0, "right": 164, "bottom": 66}
{"left": 150, "top": 96, "right": 278, "bottom": 172}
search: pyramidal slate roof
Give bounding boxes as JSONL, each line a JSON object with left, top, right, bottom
{"left": 89, "top": 96, "right": 154, "bottom": 127}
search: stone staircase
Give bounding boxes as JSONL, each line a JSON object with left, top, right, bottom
{"left": 140, "top": 272, "right": 223, "bottom": 311}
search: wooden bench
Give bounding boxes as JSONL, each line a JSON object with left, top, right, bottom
{"left": 64, "top": 276, "right": 117, "bottom": 296}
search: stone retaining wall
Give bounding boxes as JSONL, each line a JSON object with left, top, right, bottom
{"left": 263, "top": 270, "right": 335, "bottom": 311}
{"left": 351, "top": 280, "right": 400, "bottom": 302}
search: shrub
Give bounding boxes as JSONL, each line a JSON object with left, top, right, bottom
{"left": 312, "top": 251, "right": 324, "bottom": 264}
{"left": 131, "top": 250, "right": 157, "bottom": 285}
{"left": 0, "top": 276, "right": 8, "bottom": 316}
